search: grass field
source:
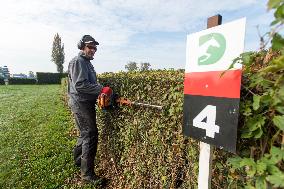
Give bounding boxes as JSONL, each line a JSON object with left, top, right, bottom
{"left": 0, "top": 85, "right": 98, "bottom": 189}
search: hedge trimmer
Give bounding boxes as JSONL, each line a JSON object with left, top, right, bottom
{"left": 97, "top": 93, "right": 163, "bottom": 110}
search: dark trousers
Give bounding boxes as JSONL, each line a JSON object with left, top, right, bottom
{"left": 72, "top": 102, "right": 98, "bottom": 179}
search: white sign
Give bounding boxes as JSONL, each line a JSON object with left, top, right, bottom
{"left": 185, "top": 18, "right": 246, "bottom": 73}
{"left": 183, "top": 17, "right": 246, "bottom": 189}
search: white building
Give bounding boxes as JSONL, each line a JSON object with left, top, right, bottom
{"left": 12, "top": 73, "right": 28, "bottom": 79}
{"left": 0, "top": 66, "right": 10, "bottom": 79}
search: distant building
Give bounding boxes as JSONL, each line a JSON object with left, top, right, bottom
{"left": 0, "top": 66, "right": 10, "bottom": 79}
{"left": 0, "top": 67, "right": 4, "bottom": 78}
{"left": 12, "top": 73, "right": 28, "bottom": 79}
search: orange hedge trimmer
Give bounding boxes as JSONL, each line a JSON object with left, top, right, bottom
{"left": 97, "top": 93, "right": 163, "bottom": 110}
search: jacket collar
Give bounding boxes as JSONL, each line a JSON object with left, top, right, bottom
{"left": 79, "top": 51, "right": 93, "bottom": 60}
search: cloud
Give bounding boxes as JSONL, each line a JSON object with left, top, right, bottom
{"left": 0, "top": 0, "right": 275, "bottom": 74}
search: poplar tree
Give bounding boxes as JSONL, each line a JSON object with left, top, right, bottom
{"left": 51, "top": 33, "right": 65, "bottom": 73}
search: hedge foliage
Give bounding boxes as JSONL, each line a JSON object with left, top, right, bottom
{"left": 225, "top": 1, "right": 284, "bottom": 188}
{"left": 96, "top": 49, "right": 284, "bottom": 189}
{"left": 0, "top": 78, "right": 4, "bottom": 85}
{"left": 95, "top": 70, "right": 233, "bottom": 188}
{"left": 36, "top": 72, "right": 67, "bottom": 84}
{"left": 8, "top": 78, "right": 37, "bottom": 85}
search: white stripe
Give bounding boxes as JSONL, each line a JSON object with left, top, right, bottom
{"left": 85, "top": 41, "right": 94, "bottom": 44}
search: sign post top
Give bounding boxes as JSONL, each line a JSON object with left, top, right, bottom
{"left": 207, "top": 14, "right": 222, "bottom": 29}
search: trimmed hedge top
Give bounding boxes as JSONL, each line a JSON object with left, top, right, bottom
{"left": 36, "top": 72, "right": 68, "bottom": 84}
{"left": 8, "top": 78, "right": 37, "bottom": 85}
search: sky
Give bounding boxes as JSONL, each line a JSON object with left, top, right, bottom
{"left": 0, "top": 0, "right": 275, "bottom": 75}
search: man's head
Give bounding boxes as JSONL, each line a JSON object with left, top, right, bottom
{"left": 78, "top": 35, "right": 99, "bottom": 59}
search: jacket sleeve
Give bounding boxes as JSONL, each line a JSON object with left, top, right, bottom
{"left": 70, "top": 59, "right": 103, "bottom": 95}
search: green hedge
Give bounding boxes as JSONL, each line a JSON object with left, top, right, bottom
{"left": 96, "top": 70, "right": 227, "bottom": 188}
{"left": 95, "top": 52, "right": 283, "bottom": 188}
{"left": 36, "top": 72, "right": 68, "bottom": 84}
{"left": 8, "top": 78, "right": 37, "bottom": 85}
{"left": 0, "top": 78, "right": 4, "bottom": 85}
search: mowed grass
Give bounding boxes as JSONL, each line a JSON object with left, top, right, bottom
{"left": 0, "top": 85, "right": 94, "bottom": 188}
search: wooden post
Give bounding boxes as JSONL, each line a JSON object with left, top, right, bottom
{"left": 198, "top": 14, "right": 222, "bottom": 189}
{"left": 198, "top": 142, "right": 213, "bottom": 189}
{"left": 207, "top": 14, "right": 222, "bottom": 29}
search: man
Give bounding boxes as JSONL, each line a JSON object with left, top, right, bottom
{"left": 67, "top": 35, "right": 112, "bottom": 183}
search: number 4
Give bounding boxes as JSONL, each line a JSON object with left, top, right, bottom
{"left": 193, "top": 105, "right": 220, "bottom": 138}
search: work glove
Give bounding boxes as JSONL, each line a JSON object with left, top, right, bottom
{"left": 100, "top": 86, "right": 113, "bottom": 96}
{"left": 98, "top": 87, "right": 113, "bottom": 109}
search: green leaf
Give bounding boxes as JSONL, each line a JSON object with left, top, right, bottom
{"left": 267, "top": 0, "right": 282, "bottom": 10}
{"left": 242, "top": 116, "right": 266, "bottom": 138}
{"left": 253, "top": 128, "right": 263, "bottom": 138}
{"left": 253, "top": 95, "right": 261, "bottom": 110}
{"left": 266, "top": 171, "right": 284, "bottom": 187}
{"left": 243, "top": 106, "right": 252, "bottom": 116}
{"left": 271, "top": 33, "right": 284, "bottom": 51}
{"left": 273, "top": 115, "right": 284, "bottom": 131}
{"left": 227, "top": 157, "right": 243, "bottom": 168}
{"left": 256, "top": 161, "right": 267, "bottom": 175}
{"left": 241, "top": 130, "right": 253, "bottom": 138}
{"left": 241, "top": 52, "right": 254, "bottom": 65}
{"left": 267, "top": 164, "right": 281, "bottom": 175}
{"left": 260, "top": 94, "right": 273, "bottom": 107}
{"left": 274, "top": 4, "right": 284, "bottom": 19}
{"left": 256, "top": 176, "right": 266, "bottom": 189}
{"left": 241, "top": 101, "right": 252, "bottom": 116}
{"left": 249, "top": 74, "right": 266, "bottom": 88}
{"left": 270, "top": 19, "right": 280, "bottom": 26}
{"left": 239, "top": 158, "right": 255, "bottom": 168}
{"left": 275, "top": 106, "right": 284, "bottom": 114}
{"left": 270, "top": 146, "right": 284, "bottom": 161}
{"left": 248, "top": 116, "right": 266, "bottom": 132}
{"left": 240, "top": 158, "right": 256, "bottom": 177}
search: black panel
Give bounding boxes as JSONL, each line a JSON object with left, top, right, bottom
{"left": 183, "top": 95, "right": 240, "bottom": 153}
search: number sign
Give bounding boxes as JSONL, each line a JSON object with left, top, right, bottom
{"left": 183, "top": 18, "right": 246, "bottom": 153}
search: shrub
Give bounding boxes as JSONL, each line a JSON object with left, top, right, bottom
{"left": 36, "top": 72, "right": 68, "bottom": 84}
{"left": 96, "top": 70, "right": 219, "bottom": 188}
{"left": 225, "top": 1, "right": 284, "bottom": 187}
{"left": 0, "top": 78, "right": 4, "bottom": 85}
{"left": 8, "top": 78, "right": 37, "bottom": 85}
{"left": 96, "top": 50, "right": 283, "bottom": 187}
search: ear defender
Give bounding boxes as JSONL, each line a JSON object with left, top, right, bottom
{"left": 77, "top": 35, "right": 98, "bottom": 50}
{"left": 77, "top": 35, "right": 87, "bottom": 50}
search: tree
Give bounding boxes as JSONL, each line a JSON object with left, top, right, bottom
{"left": 140, "top": 62, "right": 151, "bottom": 71}
{"left": 28, "top": 71, "right": 35, "bottom": 78}
{"left": 51, "top": 33, "right": 65, "bottom": 73}
{"left": 125, "top": 61, "right": 138, "bottom": 72}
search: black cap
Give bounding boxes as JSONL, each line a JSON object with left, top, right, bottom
{"left": 82, "top": 35, "right": 99, "bottom": 45}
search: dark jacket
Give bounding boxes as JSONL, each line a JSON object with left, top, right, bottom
{"left": 68, "top": 51, "right": 103, "bottom": 109}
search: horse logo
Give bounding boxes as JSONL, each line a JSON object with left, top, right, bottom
{"left": 198, "top": 33, "right": 226, "bottom": 65}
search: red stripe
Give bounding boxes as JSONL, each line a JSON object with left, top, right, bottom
{"left": 184, "top": 70, "right": 242, "bottom": 98}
